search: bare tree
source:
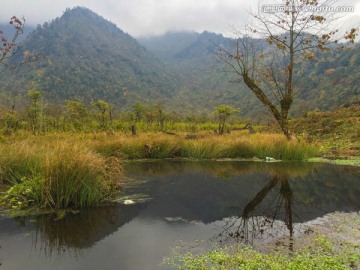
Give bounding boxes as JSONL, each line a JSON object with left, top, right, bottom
{"left": 0, "top": 16, "right": 37, "bottom": 69}
{"left": 217, "top": 0, "right": 358, "bottom": 139}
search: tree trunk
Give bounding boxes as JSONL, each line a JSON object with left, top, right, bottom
{"left": 242, "top": 73, "right": 292, "bottom": 140}
{"left": 279, "top": 117, "right": 292, "bottom": 140}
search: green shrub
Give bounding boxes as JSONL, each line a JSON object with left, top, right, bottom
{"left": 0, "top": 176, "right": 45, "bottom": 209}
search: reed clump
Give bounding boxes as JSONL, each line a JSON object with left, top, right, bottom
{"left": 0, "top": 140, "right": 123, "bottom": 209}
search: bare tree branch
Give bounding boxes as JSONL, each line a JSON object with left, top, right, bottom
{"left": 216, "top": 0, "right": 358, "bottom": 139}
{"left": 0, "top": 16, "right": 40, "bottom": 70}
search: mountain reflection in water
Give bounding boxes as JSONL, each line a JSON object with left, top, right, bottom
{"left": 0, "top": 160, "right": 358, "bottom": 270}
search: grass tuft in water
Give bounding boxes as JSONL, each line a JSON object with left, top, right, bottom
{"left": 0, "top": 141, "right": 123, "bottom": 209}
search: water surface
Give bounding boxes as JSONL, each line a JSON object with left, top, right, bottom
{"left": 0, "top": 161, "right": 359, "bottom": 269}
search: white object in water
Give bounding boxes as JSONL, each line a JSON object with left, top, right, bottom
{"left": 124, "top": 199, "right": 135, "bottom": 205}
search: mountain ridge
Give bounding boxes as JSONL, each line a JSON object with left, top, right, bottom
{"left": 1, "top": 7, "right": 180, "bottom": 107}
{"left": 0, "top": 7, "right": 359, "bottom": 118}
{"left": 140, "top": 30, "right": 360, "bottom": 116}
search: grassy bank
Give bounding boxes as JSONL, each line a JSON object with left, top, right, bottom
{"left": 291, "top": 106, "right": 360, "bottom": 157}
{"left": 166, "top": 212, "right": 360, "bottom": 269}
{"left": 167, "top": 236, "right": 359, "bottom": 269}
{"left": 1, "top": 131, "right": 319, "bottom": 161}
{"left": 307, "top": 157, "right": 360, "bottom": 167}
{"left": 0, "top": 131, "right": 318, "bottom": 211}
{"left": 92, "top": 131, "right": 318, "bottom": 160}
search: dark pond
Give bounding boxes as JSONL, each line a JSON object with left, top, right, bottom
{"left": 0, "top": 161, "right": 359, "bottom": 269}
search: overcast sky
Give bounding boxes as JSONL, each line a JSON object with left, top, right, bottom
{"left": 1, "top": 0, "right": 360, "bottom": 37}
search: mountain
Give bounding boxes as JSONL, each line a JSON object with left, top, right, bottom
{"left": 140, "top": 31, "right": 284, "bottom": 118}
{"left": 139, "top": 31, "right": 200, "bottom": 61}
{"left": 140, "top": 31, "right": 360, "bottom": 117}
{"left": 0, "top": 7, "right": 359, "bottom": 118}
{"left": 296, "top": 44, "right": 360, "bottom": 111}
{"left": 0, "top": 7, "right": 180, "bottom": 107}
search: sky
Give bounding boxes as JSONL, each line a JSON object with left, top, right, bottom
{"left": 1, "top": 0, "right": 360, "bottom": 37}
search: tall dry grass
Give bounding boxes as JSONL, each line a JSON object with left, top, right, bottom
{"left": 0, "top": 131, "right": 318, "bottom": 210}
{"left": 91, "top": 132, "right": 319, "bottom": 160}
{"left": 0, "top": 140, "right": 123, "bottom": 209}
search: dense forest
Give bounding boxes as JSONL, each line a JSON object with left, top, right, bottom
{"left": 0, "top": 8, "right": 180, "bottom": 109}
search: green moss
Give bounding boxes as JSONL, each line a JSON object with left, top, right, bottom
{"left": 167, "top": 236, "right": 360, "bottom": 270}
{"left": 307, "top": 157, "right": 360, "bottom": 167}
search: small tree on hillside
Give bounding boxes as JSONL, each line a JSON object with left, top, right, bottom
{"left": 27, "top": 90, "right": 43, "bottom": 133}
{"left": 66, "top": 99, "right": 87, "bottom": 119}
{"left": 154, "top": 103, "right": 166, "bottom": 131}
{"left": 132, "top": 102, "right": 146, "bottom": 122}
{"left": 214, "top": 105, "right": 240, "bottom": 135}
{"left": 91, "top": 99, "right": 110, "bottom": 129}
{"left": 65, "top": 99, "right": 88, "bottom": 130}
{"left": 217, "top": 0, "right": 358, "bottom": 139}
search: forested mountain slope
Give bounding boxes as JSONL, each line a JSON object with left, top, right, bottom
{"left": 0, "top": 7, "right": 358, "bottom": 118}
{"left": 0, "top": 7, "right": 180, "bottom": 107}
{"left": 140, "top": 32, "right": 360, "bottom": 117}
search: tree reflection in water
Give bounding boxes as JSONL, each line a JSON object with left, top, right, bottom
{"left": 4, "top": 160, "right": 356, "bottom": 263}
{"left": 216, "top": 174, "right": 297, "bottom": 250}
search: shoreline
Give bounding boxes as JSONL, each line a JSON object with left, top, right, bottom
{"left": 122, "top": 156, "right": 360, "bottom": 167}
